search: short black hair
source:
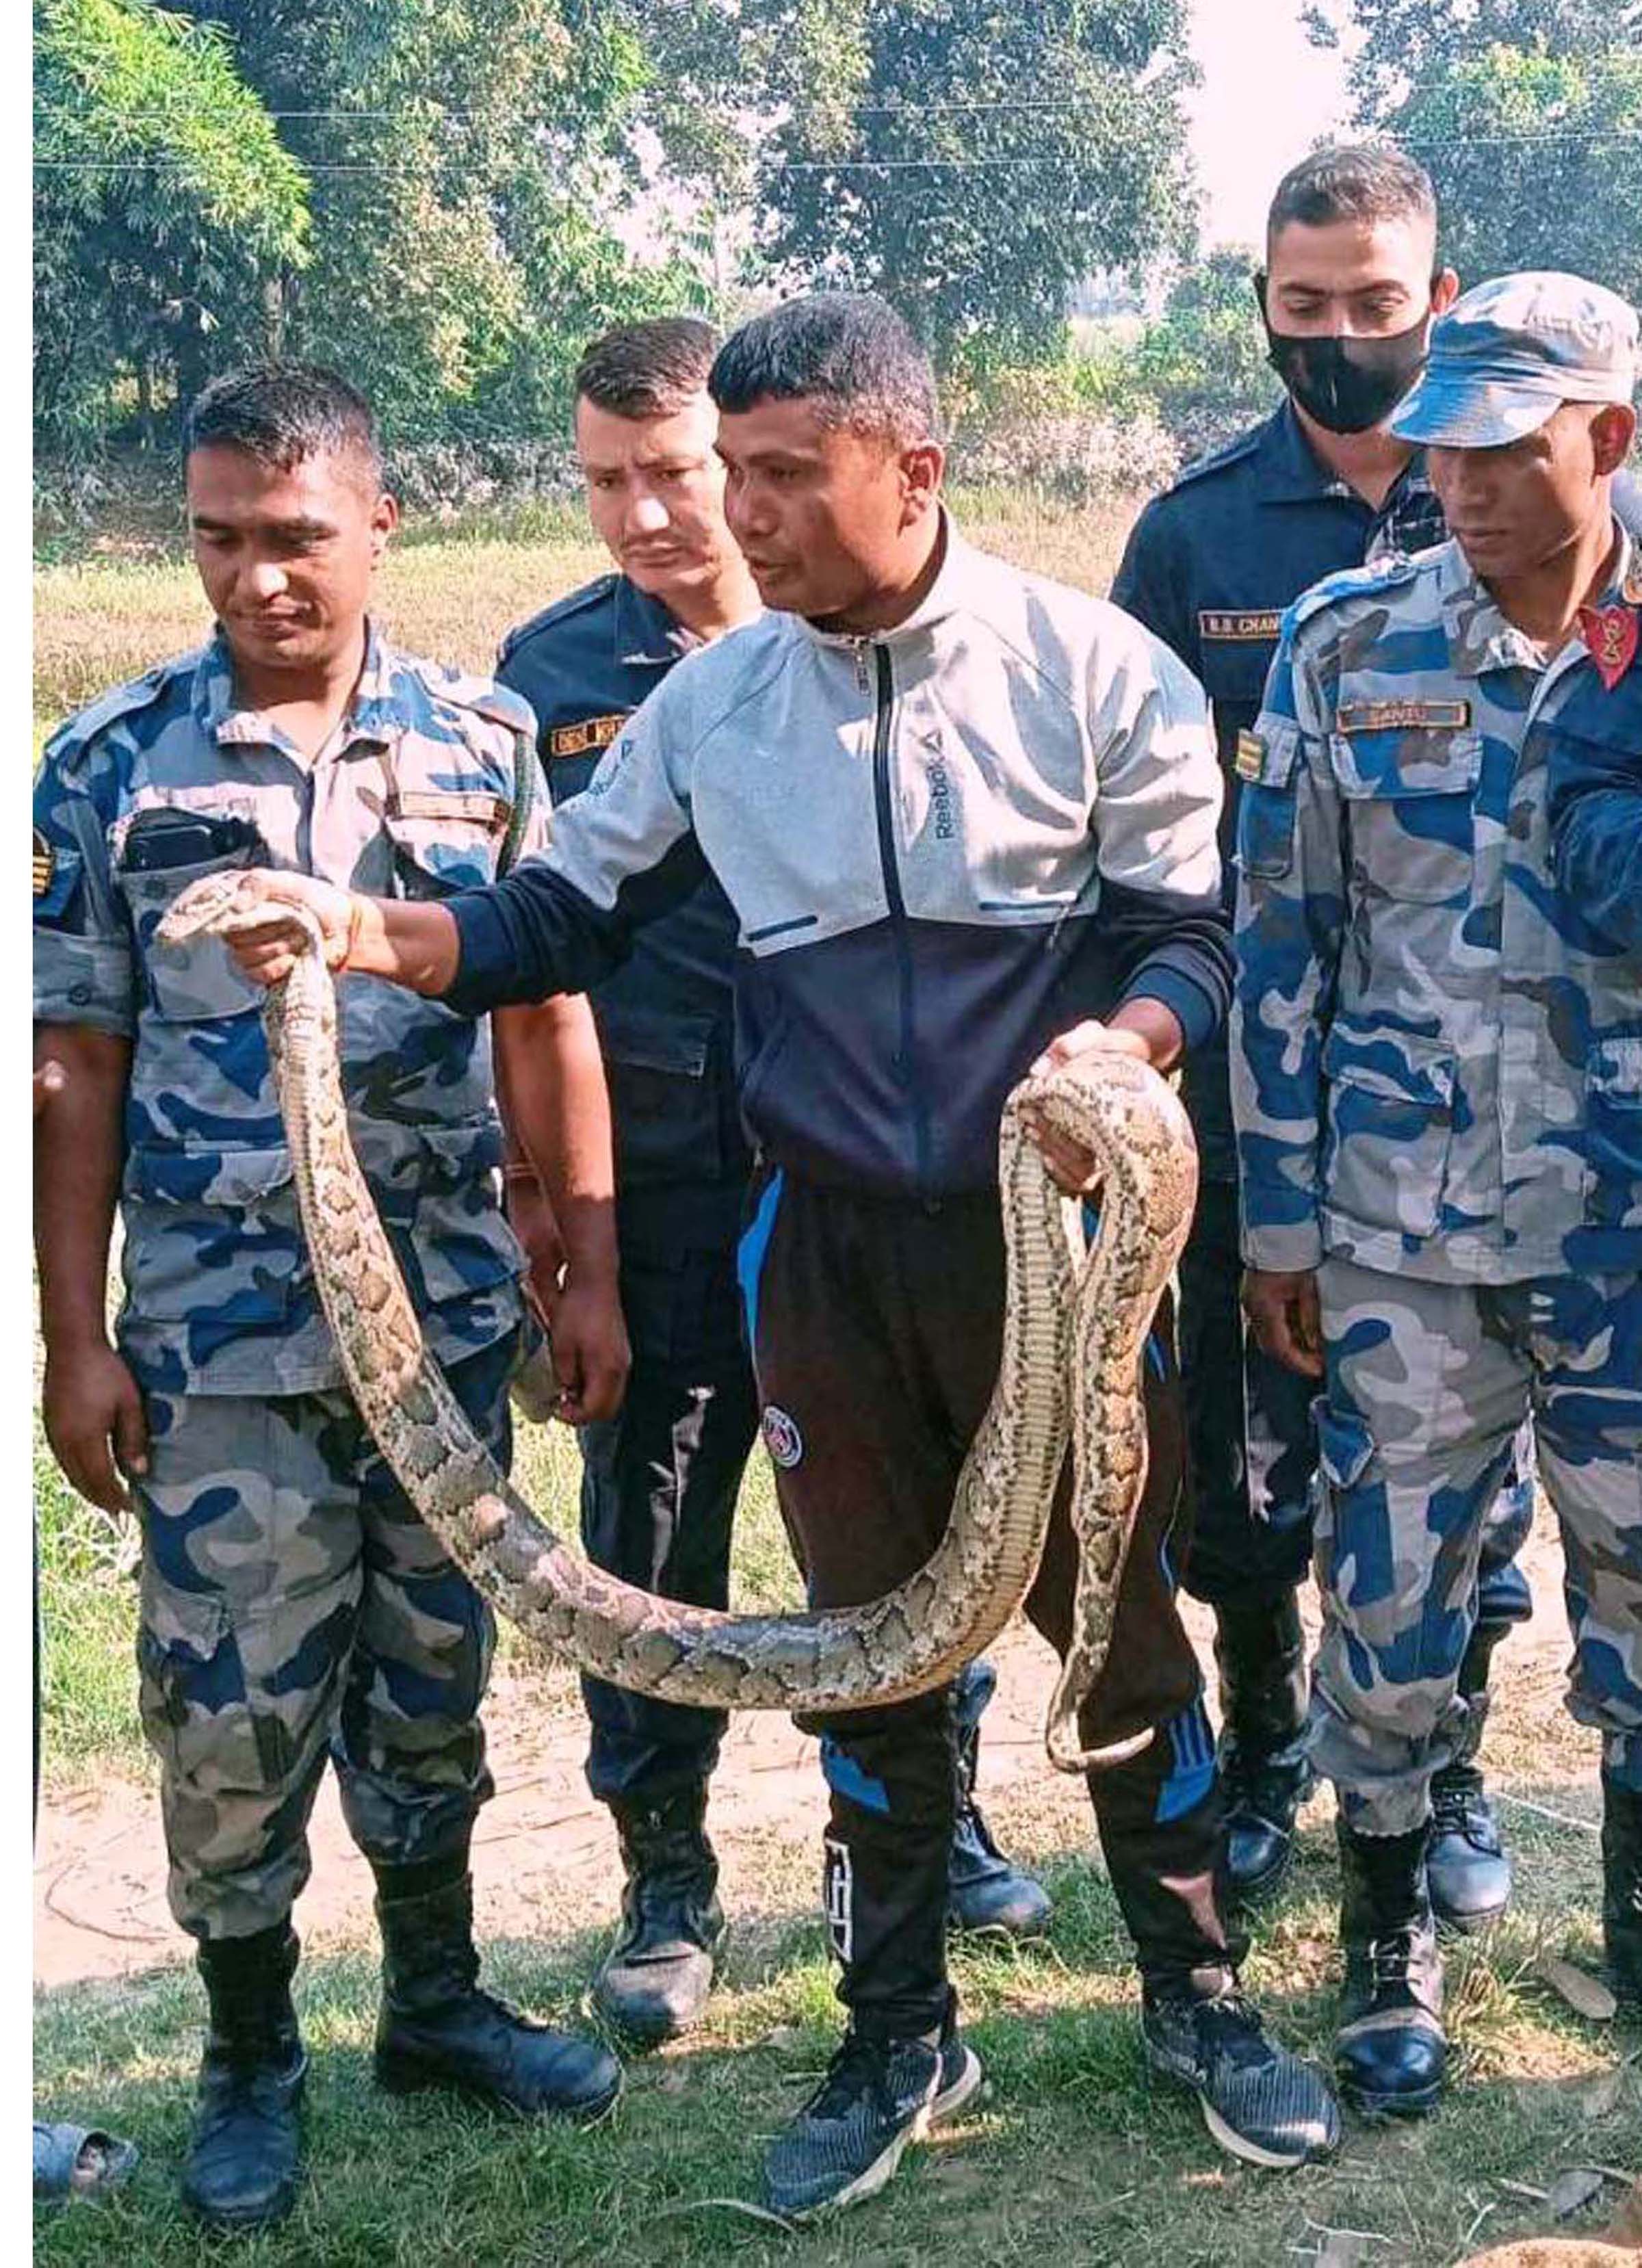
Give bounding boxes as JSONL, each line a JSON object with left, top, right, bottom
{"left": 1266, "top": 144, "right": 1437, "bottom": 254}
{"left": 709, "top": 294, "right": 939, "bottom": 451}
{"left": 182, "top": 363, "right": 382, "bottom": 488}
{"left": 574, "top": 316, "right": 720, "bottom": 419}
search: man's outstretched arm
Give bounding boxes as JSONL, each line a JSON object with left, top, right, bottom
{"left": 218, "top": 690, "right": 712, "bottom": 1011}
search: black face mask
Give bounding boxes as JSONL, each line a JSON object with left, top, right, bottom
{"left": 1255, "top": 275, "right": 1434, "bottom": 434}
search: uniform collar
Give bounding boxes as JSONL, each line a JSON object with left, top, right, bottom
{"left": 196, "top": 619, "right": 413, "bottom": 753}
{"left": 614, "top": 576, "right": 698, "bottom": 668}
{"left": 1259, "top": 397, "right": 1435, "bottom": 517}
{"left": 1437, "top": 521, "right": 1635, "bottom": 678}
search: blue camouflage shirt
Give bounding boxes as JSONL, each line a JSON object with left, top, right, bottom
{"left": 32, "top": 625, "right": 549, "bottom": 1396}
{"left": 497, "top": 573, "right": 751, "bottom": 1252}
{"left": 1548, "top": 577, "right": 1642, "bottom": 957}
{"left": 1112, "top": 401, "right": 1642, "bottom": 1181}
{"left": 1231, "top": 525, "right": 1642, "bottom": 1286}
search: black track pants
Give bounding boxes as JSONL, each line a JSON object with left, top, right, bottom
{"left": 738, "top": 1168, "right": 1239, "bottom": 2039}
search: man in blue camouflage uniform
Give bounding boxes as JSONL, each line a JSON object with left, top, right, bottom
{"left": 496, "top": 318, "right": 1049, "bottom": 2047}
{"left": 1231, "top": 274, "right": 1642, "bottom": 2114}
{"left": 31, "top": 367, "right": 621, "bottom": 2230}
{"left": 1546, "top": 562, "right": 1642, "bottom": 2009}
{"left": 1114, "top": 148, "right": 1589, "bottom": 1925}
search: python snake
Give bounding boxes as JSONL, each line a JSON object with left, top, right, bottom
{"left": 158, "top": 875, "right": 1199, "bottom": 1771}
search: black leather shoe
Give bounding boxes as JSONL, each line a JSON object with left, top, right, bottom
{"left": 1335, "top": 1821, "right": 1446, "bottom": 2118}
{"left": 948, "top": 1660, "right": 1052, "bottom": 1938}
{"left": 1213, "top": 1593, "right": 1315, "bottom": 1907}
{"left": 373, "top": 1867, "right": 621, "bottom": 2120}
{"left": 1426, "top": 1767, "right": 1511, "bottom": 1932}
{"left": 1601, "top": 1771, "right": 1642, "bottom": 2007}
{"left": 1426, "top": 1615, "right": 1514, "bottom": 1931}
{"left": 595, "top": 1784, "right": 727, "bottom": 2048}
{"left": 182, "top": 1924, "right": 307, "bottom": 2230}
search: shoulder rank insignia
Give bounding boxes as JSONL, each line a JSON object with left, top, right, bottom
{"left": 1337, "top": 699, "right": 1471, "bottom": 734}
{"left": 1234, "top": 731, "right": 1267, "bottom": 781}
{"left": 549, "top": 713, "right": 625, "bottom": 760}
{"left": 1578, "top": 602, "right": 1640, "bottom": 691}
{"left": 1200, "top": 610, "right": 1281, "bottom": 642}
{"left": 32, "top": 827, "right": 53, "bottom": 898}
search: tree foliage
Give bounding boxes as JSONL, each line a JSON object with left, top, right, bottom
{"left": 34, "top": 0, "right": 1205, "bottom": 458}
{"left": 1308, "top": 0, "right": 1642, "bottom": 305}
{"left": 34, "top": 0, "right": 310, "bottom": 451}
{"left": 750, "top": 0, "right": 1199, "bottom": 364}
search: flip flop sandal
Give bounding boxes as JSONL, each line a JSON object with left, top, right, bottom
{"left": 32, "top": 2121, "right": 139, "bottom": 2203}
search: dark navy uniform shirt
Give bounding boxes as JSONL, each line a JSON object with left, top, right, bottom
{"left": 497, "top": 573, "right": 751, "bottom": 1253}
{"left": 1110, "top": 397, "right": 1642, "bottom": 1177}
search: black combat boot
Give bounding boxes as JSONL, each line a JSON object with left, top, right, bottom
{"left": 373, "top": 1858, "right": 621, "bottom": 2119}
{"left": 947, "top": 1660, "right": 1052, "bottom": 1936}
{"left": 1213, "top": 1593, "right": 1316, "bottom": 1906}
{"left": 1426, "top": 1619, "right": 1513, "bottom": 1931}
{"left": 594, "top": 1784, "right": 727, "bottom": 2048}
{"left": 1335, "top": 1820, "right": 1446, "bottom": 2117}
{"left": 1601, "top": 1771, "right": 1642, "bottom": 2007}
{"left": 181, "top": 1923, "right": 307, "bottom": 2230}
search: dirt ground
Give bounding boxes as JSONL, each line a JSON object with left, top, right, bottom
{"left": 34, "top": 1502, "right": 1598, "bottom": 1992}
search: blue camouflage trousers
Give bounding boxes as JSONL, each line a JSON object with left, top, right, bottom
{"left": 134, "top": 1329, "right": 518, "bottom": 1940}
{"left": 1310, "top": 1262, "right": 1642, "bottom": 1837}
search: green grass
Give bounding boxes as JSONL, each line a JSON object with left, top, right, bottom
{"left": 34, "top": 1839, "right": 1641, "bottom": 2266}
{"left": 33, "top": 519, "right": 1641, "bottom": 2267}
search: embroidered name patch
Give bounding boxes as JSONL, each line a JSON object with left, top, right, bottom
{"left": 393, "top": 790, "right": 508, "bottom": 829}
{"left": 1199, "top": 610, "right": 1282, "bottom": 642}
{"left": 1336, "top": 699, "right": 1471, "bottom": 734}
{"left": 548, "top": 714, "right": 625, "bottom": 759}
{"left": 1234, "top": 732, "right": 1267, "bottom": 781}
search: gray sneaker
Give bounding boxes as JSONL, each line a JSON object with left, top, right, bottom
{"left": 764, "top": 2030, "right": 941, "bottom": 2220}
{"left": 1143, "top": 1985, "right": 1341, "bottom": 2168}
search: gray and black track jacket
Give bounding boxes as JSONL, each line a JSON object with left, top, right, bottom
{"left": 448, "top": 520, "right": 1231, "bottom": 1201}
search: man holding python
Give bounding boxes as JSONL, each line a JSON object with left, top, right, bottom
{"left": 213, "top": 293, "right": 1342, "bottom": 2214}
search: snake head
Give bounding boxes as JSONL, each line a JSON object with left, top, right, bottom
{"left": 156, "top": 869, "right": 326, "bottom": 959}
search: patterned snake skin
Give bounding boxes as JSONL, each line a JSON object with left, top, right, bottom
{"left": 159, "top": 876, "right": 1199, "bottom": 1771}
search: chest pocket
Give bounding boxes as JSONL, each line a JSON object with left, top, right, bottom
{"left": 383, "top": 789, "right": 509, "bottom": 899}
{"left": 1333, "top": 726, "right": 1483, "bottom": 906}
{"left": 117, "top": 806, "right": 267, "bottom": 1024}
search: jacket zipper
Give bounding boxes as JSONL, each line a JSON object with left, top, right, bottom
{"left": 868, "top": 642, "right": 932, "bottom": 1192}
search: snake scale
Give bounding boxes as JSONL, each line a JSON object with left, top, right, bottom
{"left": 158, "top": 875, "right": 1199, "bottom": 1772}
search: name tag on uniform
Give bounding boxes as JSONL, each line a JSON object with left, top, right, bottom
{"left": 548, "top": 714, "right": 625, "bottom": 759}
{"left": 1200, "top": 610, "right": 1282, "bottom": 641}
{"left": 1336, "top": 699, "right": 1472, "bottom": 733}
{"left": 1234, "top": 732, "right": 1267, "bottom": 781}
{"left": 393, "top": 790, "right": 508, "bottom": 830}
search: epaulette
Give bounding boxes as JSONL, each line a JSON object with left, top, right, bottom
{"left": 1165, "top": 421, "right": 1268, "bottom": 494}
{"left": 400, "top": 653, "right": 536, "bottom": 738}
{"left": 44, "top": 651, "right": 198, "bottom": 773}
{"left": 1284, "top": 551, "right": 1424, "bottom": 638}
{"left": 496, "top": 573, "right": 621, "bottom": 665}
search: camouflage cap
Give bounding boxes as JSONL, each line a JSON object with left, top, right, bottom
{"left": 1390, "top": 270, "right": 1638, "bottom": 447}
